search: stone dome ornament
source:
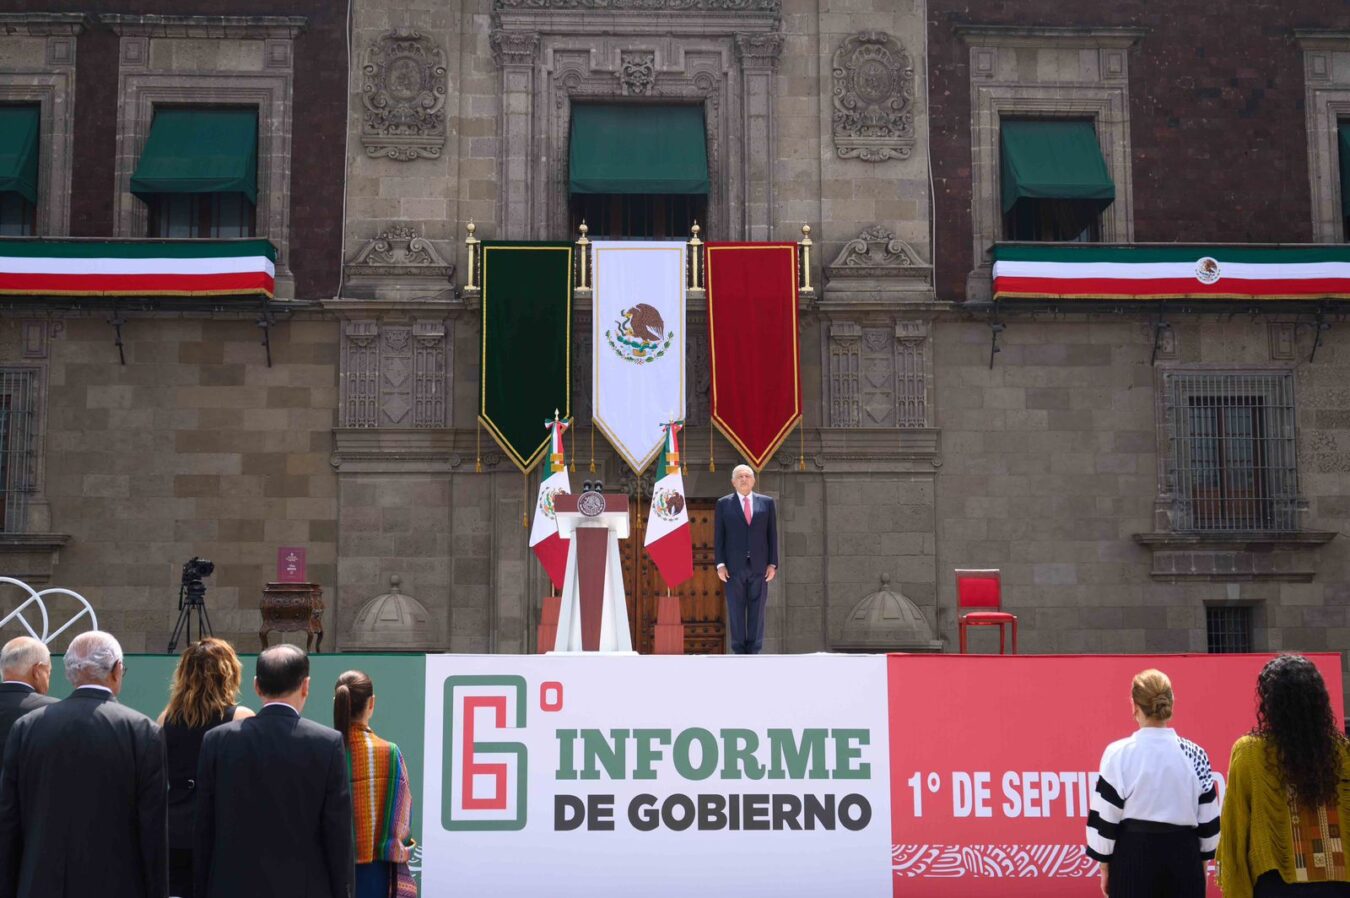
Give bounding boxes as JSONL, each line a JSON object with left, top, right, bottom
{"left": 835, "top": 574, "right": 941, "bottom": 652}
{"left": 346, "top": 575, "right": 436, "bottom": 652}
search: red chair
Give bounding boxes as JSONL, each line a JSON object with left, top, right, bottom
{"left": 955, "top": 569, "right": 1017, "bottom": 654}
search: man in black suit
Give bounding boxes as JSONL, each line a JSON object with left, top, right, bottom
{"left": 0, "top": 637, "right": 56, "bottom": 751}
{"left": 195, "top": 643, "right": 353, "bottom": 898}
{"left": 714, "top": 464, "right": 779, "bottom": 654}
{"left": 0, "top": 630, "right": 167, "bottom": 898}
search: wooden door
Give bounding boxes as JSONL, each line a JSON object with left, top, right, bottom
{"left": 622, "top": 499, "right": 725, "bottom": 654}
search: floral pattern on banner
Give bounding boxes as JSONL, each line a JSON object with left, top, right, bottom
{"left": 891, "top": 844, "right": 1099, "bottom": 878}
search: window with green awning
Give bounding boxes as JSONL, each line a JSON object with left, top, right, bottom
{"left": 1000, "top": 119, "right": 1115, "bottom": 214}
{"left": 0, "top": 105, "right": 39, "bottom": 205}
{"left": 569, "top": 104, "right": 709, "bottom": 195}
{"left": 131, "top": 107, "right": 258, "bottom": 204}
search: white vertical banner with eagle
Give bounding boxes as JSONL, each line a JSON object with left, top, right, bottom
{"left": 591, "top": 240, "right": 686, "bottom": 472}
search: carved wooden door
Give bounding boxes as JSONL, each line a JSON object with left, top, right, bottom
{"left": 623, "top": 499, "right": 725, "bottom": 654}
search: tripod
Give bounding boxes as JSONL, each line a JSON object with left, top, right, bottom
{"left": 167, "top": 578, "right": 214, "bottom": 653}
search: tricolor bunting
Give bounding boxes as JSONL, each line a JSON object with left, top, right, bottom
{"left": 993, "top": 244, "right": 1350, "bottom": 301}
{"left": 705, "top": 242, "right": 802, "bottom": 468}
{"left": 479, "top": 242, "right": 573, "bottom": 472}
{"left": 0, "top": 238, "right": 277, "bottom": 298}
{"left": 644, "top": 419, "right": 693, "bottom": 588}
{"left": 591, "top": 240, "right": 686, "bottom": 473}
{"left": 529, "top": 413, "right": 571, "bottom": 590}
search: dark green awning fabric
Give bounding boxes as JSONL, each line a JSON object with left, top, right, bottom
{"left": 0, "top": 106, "right": 40, "bottom": 204}
{"left": 570, "top": 104, "right": 709, "bottom": 195}
{"left": 1000, "top": 119, "right": 1115, "bottom": 214}
{"left": 131, "top": 108, "right": 258, "bottom": 204}
{"left": 1338, "top": 123, "right": 1350, "bottom": 216}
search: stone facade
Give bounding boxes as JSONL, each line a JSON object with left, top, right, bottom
{"left": 1, "top": 0, "right": 1349, "bottom": 706}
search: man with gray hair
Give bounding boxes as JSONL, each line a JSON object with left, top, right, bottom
{"left": 0, "top": 636, "right": 56, "bottom": 752}
{"left": 0, "top": 630, "right": 167, "bottom": 898}
{"left": 714, "top": 464, "right": 779, "bottom": 654}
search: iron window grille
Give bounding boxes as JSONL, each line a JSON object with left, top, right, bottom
{"left": 1206, "top": 605, "right": 1254, "bottom": 654}
{"left": 1164, "top": 371, "right": 1299, "bottom": 533}
{"left": 0, "top": 369, "right": 38, "bottom": 533}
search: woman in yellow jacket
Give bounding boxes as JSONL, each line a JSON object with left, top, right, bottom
{"left": 1219, "top": 654, "right": 1350, "bottom": 897}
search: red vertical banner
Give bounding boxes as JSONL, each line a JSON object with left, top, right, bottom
{"left": 704, "top": 243, "right": 802, "bottom": 468}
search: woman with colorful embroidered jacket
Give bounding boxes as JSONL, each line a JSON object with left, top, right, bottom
{"left": 1086, "top": 669, "right": 1220, "bottom": 898}
{"left": 1218, "top": 655, "right": 1350, "bottom": 898}
{"left": 334, "top": 670, "right": 418, "bottom": 898}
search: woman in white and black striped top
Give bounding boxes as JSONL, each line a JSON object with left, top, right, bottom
{"left": 1086, "top": 669, "right": 1221, "bottom": 898}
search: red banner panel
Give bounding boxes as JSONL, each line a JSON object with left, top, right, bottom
{"left": 705, "top": 243, "right": 801, "bottom": 469}
{"left": 887, "top": 653, "right": 1344, "bottom": 897}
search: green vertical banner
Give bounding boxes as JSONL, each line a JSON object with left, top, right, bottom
{"left": 479, "top": 242, "right": 574, "bottom": 472}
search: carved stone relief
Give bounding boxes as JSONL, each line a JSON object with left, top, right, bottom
{"left": 571, "top": 323, "right": 593, "bottom": 421}
{"left": 821, "top": 225, "right": 933, "bottom": 304}
{"left": 617, "top": 51, "right": 656, "bottom": 96}
{"left": 340, "top": 319, "right": 451, "bottom": 428}
{"left": 361, "top": 30, "right": 448, "bottom": 161}
{"left": 347, "top": 224, "right": 455, "bottom": 280}
{"left": 831, "top": 32, "right": 915, "bottom": 162}
{"left": 686, "top": 318, "right": 711, "bottom": 427}
{"left": 826, "top": 319, "right": 931, "bottom": 429}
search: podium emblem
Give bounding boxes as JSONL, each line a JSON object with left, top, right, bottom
{"left": 577, "top": 491, "right": 607, "bottom": 517}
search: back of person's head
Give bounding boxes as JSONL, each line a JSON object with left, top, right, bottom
{"left": 1131, "top": 668, "right": 1174, "bottom": 721}
{"left": 64, "top": 631, "right": 123, "bottom": 687}
{"left": 1, "top": 636, "right": 50, "bottom": 678}
{"left": 333, "top": 670, "right": 373, "bottom": 741}
{"left": 255, "top": 644, "right": 309, "bottom": 698}
{"left": 163, "top": 638, "right": 243, "bottom": 728}
{"left": 1255, "top": 654, "right": 1345, "bottom": 807}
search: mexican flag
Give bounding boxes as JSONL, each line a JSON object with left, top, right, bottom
{"left": 529, "top": 418, "right": 570, "bottom": 591}
{"left": 644, "top": 423, "right": 693, "bottom": 588}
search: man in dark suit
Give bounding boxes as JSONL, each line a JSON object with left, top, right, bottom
{"left": 0, "top": 630, "right": 167, "bottom": 898}
{"left": 714, "top": 463, "right": 779, "bottom": 654}
{"left": 0, "top": 637, "right": 57, "bottom": 751}
{"left": 195, "top": 643, "right": 353, "bottom": 898}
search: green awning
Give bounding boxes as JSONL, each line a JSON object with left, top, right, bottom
{"left": 131, "top": 108, "right": 258, "bottom": 204}
{"left": 569, "top": 104, "right": 709, "bottom": 195}
{"left": 1000, "top": 119, "right": 1115, "bottom": 214}
{"left": 0, "top": 106, "right": 39, "bottom": 205}
{"left": 1338, "top": 123, "right": 1350, "bottom": 216}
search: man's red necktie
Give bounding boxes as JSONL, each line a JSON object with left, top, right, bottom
{"left": 742, "top": 495, "right": 752, "bottom": 525}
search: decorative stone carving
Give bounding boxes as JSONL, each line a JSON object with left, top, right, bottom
{"left": 340, "top": 319, "right": 451, "bottom": 428}
{"left": 347, "top": 225, "right": 454, "bottom": 280}
{"left": 831, "top": 31, "right": 915, "bottom": 162}
{"left": 826, "top": 318, "right": 931, "bottom": 429}
{"left": 571, "top": 325, "right": 593, "bottom": 421}
{"left": 734, "top": 32, "right": 784, "bottom": 66}
{"left": 490, "top": 30, "right": 540, "bottom": 68}
{"left": 617, "top": 51, "right": 656, "bottom": 96}
{"left": 686, "top": 318, "right": 711, "bottom": 426}
{"left": 835, "top": 574, "right": 941, "bottom": 652}
{"left": 361, "top": 30, "right": 448, "bottom": 161}
{"left": 494, "top": 0, "right": 779, "bottom": 9}
{"left": 345, "top": 575, "right": 437, "bottom": 652}
{"left": 822, "top": 225, "right": 933, "bottom": 305}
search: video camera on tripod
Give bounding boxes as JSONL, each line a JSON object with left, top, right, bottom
{"left": 168, "top": 556, "right": 215, "bottom": 653}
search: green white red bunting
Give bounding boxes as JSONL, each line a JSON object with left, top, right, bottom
{"left": 993, "top": 244, "right": 1350, "bottom": 301}
{"left": 0, "top": 238, "right": 277, "bottom": 298}
{"left": 592, "top": 240, "right": 686, "bottom": 473}
{"left": 644, "top": 421, "right": 693, "bottom": 588}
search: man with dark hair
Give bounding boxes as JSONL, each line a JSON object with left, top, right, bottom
{"left": 0, "top": 636, "right": 57, "bottom": 751}
{"left": 194, "top": 644, "right": 353, "bottom": 898}
{"left": 0, "top": 631, "right": 167, "bottom": 898}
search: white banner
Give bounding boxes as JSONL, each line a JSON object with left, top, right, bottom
{"left": 591, "top": 241, "right": 686, "bottom": 472}
{"left": 422, "top": 655, "right": 892, "bottom": 896}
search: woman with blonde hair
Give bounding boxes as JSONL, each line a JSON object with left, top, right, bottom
{"left": 334, "top": 670, "right": 417, "bottom": 898}
{"left": 160, "top": 637, "right": 254, "bottom": 898}
{"left": 1086, "top": 669, "right": 1220, "bottom": 897}
{"left": 1219, "top": 654, "right": 1350, "bottom": 897}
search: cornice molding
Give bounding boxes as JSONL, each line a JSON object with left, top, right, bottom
{"left": 0, "top": 13, "right": 88, "bottom": 36}
{"left": 98, "top": 14, "right": 308, "bottom": 40}
{"left": 955, "top": 24, "right": 1146, "bottom": 49}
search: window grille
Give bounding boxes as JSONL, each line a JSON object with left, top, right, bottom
{"left": 0, "top": 370, "right": 39, "bottom": 533}
{"left": 1164, "top": 371, "right": 1298, "bottom": 532}
{"left": 1206, "top": 605, "right": 1254, "bottom": 654}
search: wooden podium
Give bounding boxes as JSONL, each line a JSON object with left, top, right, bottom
{"left": 551, "top": 487, "right": 633, "bottom": 653}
